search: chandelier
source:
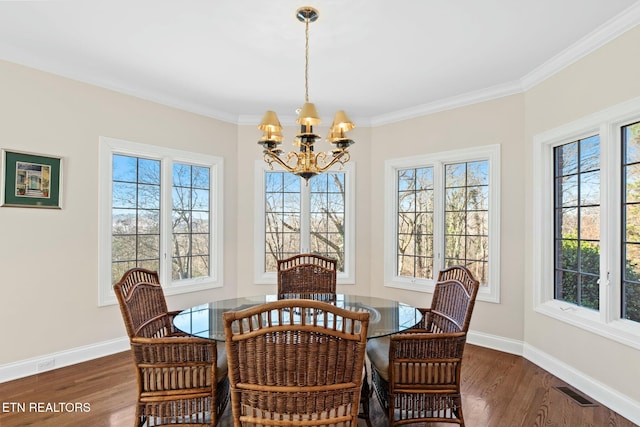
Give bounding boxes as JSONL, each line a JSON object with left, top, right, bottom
{"left": 257, "top": 6, "right": 355, "bottom": 182}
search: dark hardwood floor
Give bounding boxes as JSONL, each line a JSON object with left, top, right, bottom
{"left": 0, "top": 344, "right": 635, "bottom": 427}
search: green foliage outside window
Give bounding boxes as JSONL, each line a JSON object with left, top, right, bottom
{"left": 557, "top": 237, "right": 640, "bottom": 321}
{"left": 556, "top": 237, "right": 599, "bottom": 310}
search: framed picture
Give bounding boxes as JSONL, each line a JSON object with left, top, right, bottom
{"left": 1, "top": 149, "right": 63, "bottom": 209}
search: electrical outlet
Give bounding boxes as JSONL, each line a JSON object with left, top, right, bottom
{"left": 36, "top": 358, "right": 55, "bottom": 372}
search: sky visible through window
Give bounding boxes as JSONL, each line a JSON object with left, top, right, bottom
{"left": 110, "top": 154, "right": 211, "bottom": 283}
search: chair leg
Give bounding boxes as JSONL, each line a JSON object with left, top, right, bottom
{"left": 456, "top": 404, "right": 465, "bottom": 427}
{"left": 135, "top": 405, "right": 144, "bottom": 427}
{"left": 358, "top": 380, "right": 372, "bottom": 427}
{"left": 216, "top": 376, "right": 230, "bottom": 424}
{"left": 388, "top": 395, "right": 396, "bottom": 427}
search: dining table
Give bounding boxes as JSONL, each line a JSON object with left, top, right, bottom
{"left": 172, "top": 293, "right": 423, "bottom": 341}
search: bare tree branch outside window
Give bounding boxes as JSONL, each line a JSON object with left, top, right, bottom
{"left": 111, "top": 156, "right": 212, "bottom": 284}
{"left": 397, "top": 167, "right": 434, "bottom": 279}
{"left": 264, "top": 171, "right": 346, "bottom": 272}
{"left": 111, "top": 155, "right": 161, "bottom": 283}
{"left": 172, "top": 163, "right": 211, "bottom": 280}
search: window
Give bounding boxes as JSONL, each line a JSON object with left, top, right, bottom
{"left": 444, "top": 161, "right": 490, "bottom": 283}
{"left": 254, "top": 161, "right": 355, "bottom": 284}
{"left": 99, "top": 137, "right": 223, "bottom": 306}
{"left": 384, "top": 145, "right": 500, "bottom": 303}
{"left": 397, "top": 167, "right": 434, "bottom": 279}
{"left": 111, "top": 155, "right": 162, "bottom": 276}
{"left": 533, "top": 97, "right": 640, "bottom": 348}
{"left": 622, "top": 121, "right": 640, "bottom": 322}
{"left": 553, "top": 136, "right": 601, "bottom": 310}
{"left": 172, "top": 163, "right": 212, "bottom": 280}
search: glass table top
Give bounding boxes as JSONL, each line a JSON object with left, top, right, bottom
{"left": 173, "top": 294, "right": 422, "bottom": 341}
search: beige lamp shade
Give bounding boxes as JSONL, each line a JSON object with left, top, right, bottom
{"left": 258, "top": 110, "right": 283, "bottom": 132}
{"left": 259, "top": 130, "right": 283, "bottom": 143}
{"left": 330, "top": 110, "right": 355, "bottom": 132}
{"left": 296, "top": 102, "right": 322, "bottom": 127}
{"left": 327, "top": 110, "right": 355, "bottom": 142}
{"left": 328, "top": 131, "right": 343, "bottom": 142}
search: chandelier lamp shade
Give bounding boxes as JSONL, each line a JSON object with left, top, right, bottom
{"left": 258, "top": 6, "right": 355, "bottom": 182}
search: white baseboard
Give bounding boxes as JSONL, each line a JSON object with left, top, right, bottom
{"left": 0, "top": 336, "right": 129, "bottom": 383}
{"left": 523, "top": 343, "right": 640, "bottom": 426}
{"left": 467, "top": 329, "right": 525, "bottom": 355}
{"left": 467, "top": 329, "right": 640, "bottom": 426}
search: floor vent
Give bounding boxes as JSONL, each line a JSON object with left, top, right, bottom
{"left": 554, "top": 386, "right": 598, "bottom": 407}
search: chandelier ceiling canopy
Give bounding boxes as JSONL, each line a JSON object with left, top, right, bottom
{"left": 257, "top": 6, "right": 355, "bottom": 182}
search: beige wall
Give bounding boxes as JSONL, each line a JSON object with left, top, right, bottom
{"left": 0, "top": 60, "right": 238, "bottom": 364}
{"left": 1, "top": 22, "right": 639, "bottom": 421}
{"left": 524, "top": 26, "right": 640, "bottom": 402}
{"left": 369, "top": 95, "right": 526, "bottom": 341}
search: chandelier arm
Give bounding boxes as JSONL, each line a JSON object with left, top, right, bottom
{"left": 316, "top": 151, "right": 351, "bottom": 173}
{"left": 263, "top": 151, "right": 297, "bottom": 173}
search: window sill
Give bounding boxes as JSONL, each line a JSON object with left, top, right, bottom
{"left": 385, "top": 277, "right": 500, "bottom": 303}
{"left": 163, "top": 278, "right": 222, "bottom": 296}
{"left": 385, "top": 277, "right": 436, "bottom": 293}
{"left": 99, "top": 278, "right": 222, "bottom": 307}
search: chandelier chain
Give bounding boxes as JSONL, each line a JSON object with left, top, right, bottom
{"left": 304, "top": 16, "right": 310, "bottom": 103}
{"left": 257, "top": 6, "right": 355, "bottom": 183}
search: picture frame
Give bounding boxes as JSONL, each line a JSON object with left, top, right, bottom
{"left": 1, "top": 149, "right": 63, "bottom": 209}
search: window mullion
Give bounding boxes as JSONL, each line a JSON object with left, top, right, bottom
{"left": 209, "top": 164, "right": 219, "bottom": 282}
{"left": 599, "top": 123, "right": 611, "bottom": 323}
{"left": 432, "top": 161, "right": 445, "bottom": 274}
{"left": 160, "top": 157, "right": 172, "bottom": 287}
{"left": 300, "top": 178, "right": 311, "bottom": 253}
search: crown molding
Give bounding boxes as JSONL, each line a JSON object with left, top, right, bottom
{"left": 369, "top": 81, "right": 523, "bottom": 127}
{"left": 370, "top": 1, "right": 640, "bottom": 127}
{"left": 180, "top": 1, "right": 640, "bottom": 128}
{"left": 520, "top": 1, "right": 640, "bottom": 91}
{"left": 3, "top": 1, "right": 639, "bottom": 128}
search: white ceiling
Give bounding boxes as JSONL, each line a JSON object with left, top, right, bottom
{"left": 1, "top": 1, "right": 639, "bottom": 126}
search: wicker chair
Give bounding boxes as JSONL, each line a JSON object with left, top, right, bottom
{"left": 114, "top": 267, "right": 229, "bottom": 427}
{"left": 223, "top": 298, "right": 370, "bottom": 426}
{"left": 366, "top": 265, "right": 480, "bottom": 426}
{"left": 277, "top": 253, "right": 337, "bottom": 302}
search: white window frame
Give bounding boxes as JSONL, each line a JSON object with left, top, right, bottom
{"left": 98, "top": 136, "right": 224, "bottom": 306}
{"left": 532, "top": 97, "right": 640, "bottom": 350}
{"left": 253, "top": 161, "right": 356, "bottom": 285}
{"left": 384, "top": 144, "right": 501, "bottom": 303}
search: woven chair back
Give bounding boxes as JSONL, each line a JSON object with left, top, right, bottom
{"left": 113, "top": 268, "right": 173, "bottom": 339}
{"left": 223, "top": 298, "right": 369, "bottom": 426}
{"left": 277, "top": 253, "right": 337, "bottom": 300}
{"left": 429, "top": 265, "right": 480, "bottom": 333}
